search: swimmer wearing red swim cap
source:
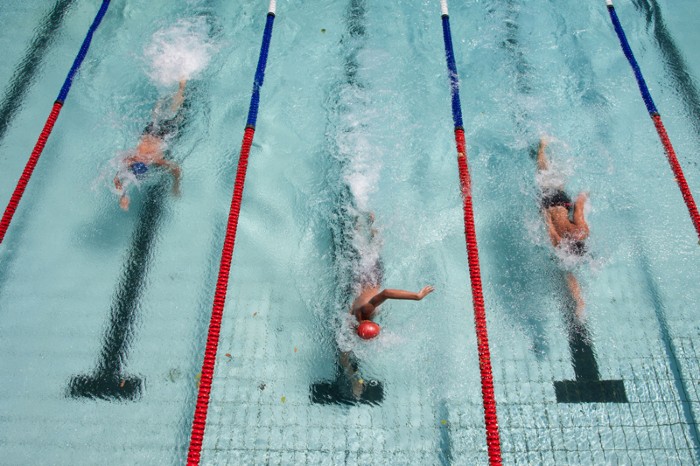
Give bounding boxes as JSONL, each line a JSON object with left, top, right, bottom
{"left": 351, "top": 285, "right": 434, "bottom": 339}
{"left": 348, "top": 212, "right": 434, "bottom": 339}
{"left": 336, "top": 212, "right": 435, "bottom": 401}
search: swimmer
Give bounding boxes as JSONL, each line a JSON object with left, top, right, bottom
{"left": 351, "top": 285, "right": 435, "bottom": 324}
{"left": 536, "top": 136, "right": 589, "bottom": 319}
{"left": 349, "top": 212, "right": 434, "bottom": 325}
{"left": 113, "top": 80, "right": 186, "bottom": 211}
{"left": 340, "top": 211, "right": 434, "bottom": 398}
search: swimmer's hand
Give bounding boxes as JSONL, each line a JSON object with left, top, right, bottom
{"left": 417, "top": 285, "right": 435, "bottom": 300}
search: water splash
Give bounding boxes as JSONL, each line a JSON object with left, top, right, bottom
{"left": 92, "top": 150, "right": 144, "bottom": 198}
{"left": 144, "top": 17, "right": 216, "bottom": 88}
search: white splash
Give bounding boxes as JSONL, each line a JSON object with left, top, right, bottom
{"left": 338, "top": 130, "right": 381, "bottom": 211}
{"left": 92, "top": 150, "right": 143, "bottom": 197}
{"left": 144, "top": 17, "right": 215, "bottom": 87}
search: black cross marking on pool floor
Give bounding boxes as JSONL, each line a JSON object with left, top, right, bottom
{"left": 0, "top": 0, "right": 76, "bottom": 144}
{"left": 67, "top": 182, "right": 166, "bottom": 401}
{"left": 310, "top": 354, "right": 384, "bottom": 406}
{"left": 554, "top": 310, "right": 627, "bottom": 403}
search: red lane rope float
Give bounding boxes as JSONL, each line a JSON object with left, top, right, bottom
{"left": 0, "top": 0, "right": 110, "bottom": 245}
{"left": 606, "top": 0, "right": 700, "bottom": 242}
{"left": 0, "top": 102, "right": 61, "bottom": 242}
{"left": 439, "top": 1, "right": 502, "bottom": 464}
{"left": 652, "top": 115, "right": 700, "bottom": 239}
{"left": 186, "top": 2, "right": 277, "bottom": 464}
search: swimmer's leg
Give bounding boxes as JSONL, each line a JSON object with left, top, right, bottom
{"left": 339, "top": 351, "right": 364, "bottom": 399}
{"left": 536, "top": 137, "right": 550, "bottom": 172}
{"left": 566, "top": 272, "right": 585, "bottom": 321}
{"left": 170, "top": 79, "right": 187, "bottom": 113}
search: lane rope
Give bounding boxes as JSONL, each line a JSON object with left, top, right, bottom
{"left": 0, "top": 0, "right": 110, "bottom": 245}
{"left": 438, "top": 2, "right": 502, "bottom": 464}
{"left": 606, "top": 0, "right": 700, "bottom": 242}
{"left": 185, "top": 3, "right": 276, "bottom": 465}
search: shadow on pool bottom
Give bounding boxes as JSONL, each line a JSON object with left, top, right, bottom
{"left": 310, "top": 360, "right": 384, "bottom": 406}
{"left": 67, "top": 373, "right": 143, "bottom": 401}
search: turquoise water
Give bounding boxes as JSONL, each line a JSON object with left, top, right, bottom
{"left": 0, "top": 0, "right": 699, "bottom": 464}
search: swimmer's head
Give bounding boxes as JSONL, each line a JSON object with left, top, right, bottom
{"left": 357, "top": 320, "right": 381, "bottom": 340}
{"left": 130, "top": 162, "right": 149, "bottom": 179}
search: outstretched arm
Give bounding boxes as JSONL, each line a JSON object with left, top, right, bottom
{"left": 543, "top": 210, "right": 561, "bottom": 247}
{"left": 572, "top": 192, "right": 589, "bottom": 231}
{"left": 154, "top": 159, "right": 181, "bottom": 195}
{"left": 368, "top": 286, "right": 434, "bottom": 308}
{"left": 170, "top": 80, "right": 187, "bottom": 113}
{"left": 536, "top": 137, "right": 550, "bottom": 171}
{"left": 165, "top": 160, "right": 181, "bottom": 195}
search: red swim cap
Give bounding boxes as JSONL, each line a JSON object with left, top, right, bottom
{"left": 357, "top": 320, "right": 381, "bottom": 340}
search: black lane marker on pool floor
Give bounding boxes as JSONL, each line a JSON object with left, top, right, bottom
{"left": 310, "top": 358, "right": 384, "bottom": 406}
{"left": 0, "top": 0, "right": 76, "bottom": 144}
{"left": 554, "top": 304, "right": 627, "bottom": 403}
{"left": 636, "top": 248, "right": 700, "bottom": 456}
{"left": 68, "top": 182, "right": 167, "bottom": 401}
{"left": 310, "top": 0, "right": 384, "bottom": 407}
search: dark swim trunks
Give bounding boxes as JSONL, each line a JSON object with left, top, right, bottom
{"left": 143, "top": 110, "right": 182, "bottom": 139}
{"left": 541, "top": 190, "right": 588, "bottom": 256}
{"left": 565, "top": 240, "right": 587, "bottom": 257}
{"left": 142, "top": 115, "right": 180, "bottom": 139}
{"left": 540, "top": 189, "right": 572, "bottom": 210}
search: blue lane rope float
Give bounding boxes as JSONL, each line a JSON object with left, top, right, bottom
{"left": 0, "top": 0, "right": 111, "bottom": 245}
{"left": 440, "top": 12, "right": 463, "bottom": 129}
{"left": 605, "top": 0, "right": 700, "bottom": 241}
{"left": 438, "top": 1, "right": 502, "bottom": 464}
{"left": 606, "top": 1, "right": 657, "bottom": 114}
{"left": 246, "top": 11, "right": 275, "bottom": 128}
{"left": 57, "top": 0, "right": 110, "bottom": 104}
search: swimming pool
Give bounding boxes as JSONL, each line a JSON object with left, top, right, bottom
{"left": 0, "top": 0, "right": 699, "bottom": 464}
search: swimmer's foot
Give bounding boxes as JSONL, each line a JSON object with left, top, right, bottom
{"left": 572, "top": 296, "right": 586, "bottom": 324}
{"left": 351, "top": 376, "right": 365, "bottom": 400}
{"left": 528, "top": 142, "right": 539, "bottom": 160}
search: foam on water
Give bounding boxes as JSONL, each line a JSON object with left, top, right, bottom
{"left": 335, "top": 96, "right": 382, "bottom": 212}
{"left": 144, "top": 17, "right": 216, "bottom": 88}
{"left": 93, "top": 150, "right": 143, "bottom": 196}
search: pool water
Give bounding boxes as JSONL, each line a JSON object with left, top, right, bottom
{"left": 0, "top": 0, "right": 699, "bottom": 464}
